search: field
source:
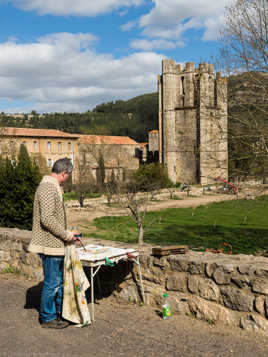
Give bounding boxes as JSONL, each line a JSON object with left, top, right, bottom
{"left": 87, "top": 195, "right": 268, "bottom": 255}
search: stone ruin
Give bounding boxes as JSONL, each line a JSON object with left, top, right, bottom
{"left": 157, "top": 59, "right": 228, "bottom": 185}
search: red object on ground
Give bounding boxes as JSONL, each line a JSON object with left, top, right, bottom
{"left": 216, "top": 177, "right": 238, "bottom": 194}
{"left": 206, "top": 242, "right": 232, "bottom": 255}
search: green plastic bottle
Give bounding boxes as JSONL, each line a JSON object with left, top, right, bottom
{"left": 162, "top": 292, "right": 172, "bottom": 320}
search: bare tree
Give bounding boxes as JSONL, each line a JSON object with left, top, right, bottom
{"left": 218, "top": 0, "right": 268, "bottom": 182}
{"left": 113, "top": 182, "right": 151, "bottom": 252}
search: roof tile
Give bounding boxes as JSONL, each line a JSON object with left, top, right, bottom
{"left": 1, "top": 127, "right": 79, "bottom": 139}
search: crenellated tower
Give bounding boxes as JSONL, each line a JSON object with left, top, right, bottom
{"left": 158, "top": 59, "right": 228, "bottom": 185}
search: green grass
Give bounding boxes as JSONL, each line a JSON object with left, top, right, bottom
{"left": 88, "top": 195, "right": 268, "bottom": 255}
{"left": 63, "top": 192, "right": 102, "bottom": 201}
{"left": 0, "top": 265, "right": 21, "bottom": 274}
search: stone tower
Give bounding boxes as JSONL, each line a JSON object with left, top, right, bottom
{"left": 158, "top": 59, "right": 228, "bottom": 185}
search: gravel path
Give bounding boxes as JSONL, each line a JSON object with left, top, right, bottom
{"left": 1, "top": 274, "right": 268, "bottom": 357}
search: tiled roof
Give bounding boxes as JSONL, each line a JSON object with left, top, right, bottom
{"left": 1, "top": 127, "right": 80, "bottom": 139}
{"left": 78, "top": 135, "right": 139, "bottom": 145}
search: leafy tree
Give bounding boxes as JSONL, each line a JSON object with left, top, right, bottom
{"left": 132, "top": 163, "right": 173, "bottom": 192}
{"left": 0, "top": 144, "right": 41, "bottom": 229}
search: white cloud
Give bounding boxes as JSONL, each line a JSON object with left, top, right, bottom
{"left": 121, "top": 20, "right": 137, "bottom": 32}
{"left": 138, "top": 0, "right": 230, "bottom": 42}
{"left": 0, "top": 33, "right": 164, "bottom": 112}
{"left": 10, "top": 0, "right": 144, "bottom": 16}
{"left": 130, "top": 38, "right": 176, "bottom": 51}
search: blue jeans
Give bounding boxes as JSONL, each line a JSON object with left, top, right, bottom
{"left": 40, "top": 255, "right": 64, "bottom": 323}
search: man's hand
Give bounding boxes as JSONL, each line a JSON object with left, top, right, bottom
{"left": 71, "top": 227, "right": 82, "bottom": 244}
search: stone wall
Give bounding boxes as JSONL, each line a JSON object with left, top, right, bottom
{"left": 118, "top": 251, "right": 268, "bottom": 333}
{"left": 1, "top": 227, "right": 268, "bottom": 333}
{"left": 0, "top": 228, "right": 43, "bottom": 280}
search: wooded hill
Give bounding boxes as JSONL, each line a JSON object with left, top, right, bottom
{"left": 0, "top": 92, "right": 158, "bottom": 143}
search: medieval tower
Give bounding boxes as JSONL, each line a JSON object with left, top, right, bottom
{"left": 158, "top": 59, "right": 228, "bottom": 185}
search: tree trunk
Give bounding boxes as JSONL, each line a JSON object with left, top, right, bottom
{"left": 138, "top": 222, "right": 144, "bottom": 252}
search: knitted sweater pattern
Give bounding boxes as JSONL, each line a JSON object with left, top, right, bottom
{"left": 28, "top": 175, "right": 73, "bottom": 256}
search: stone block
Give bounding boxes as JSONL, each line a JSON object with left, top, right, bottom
{"left": 0, "top": 261, "right": 8, "bottom": 271}
{"left": 141, "top": 266, "right": 165, "bottom": 285}
{"left": 255, "top": 269, "right": 268, "bottom": 278}
{"left": 11, "top": 240, "right": 23, "bottom": 252}
{"left": 251, "top": 278, "right": 268, "bottom": 295}
{"left": 221, "top": 286, "right": 254, "bottom": 312}
{"left": 153, "top": 256, "right": 168, "bottom": 270}
{"left": 187, "top": 261, "right": 205, "bottom": 275}
{"left": 255, "top": 296, "right": 265, "bottom": 316}
{"left": 0, "top": 250, "right": 11, "bottom": 262}
{"left": 188, "top": 275, "right": 199, "bottom": 294}
{"left": 240, "top": 314, "right": 268, "bottom": 331}
{"left": 167, "top": 256, "right": 189, "bottom": 272}
{"left": 231, "top": 274, "right": 251, "bottom": 289}
{"left": 188, "top": 296, "right": 237, "bottom": 326}
{"left": 0, "top": 239, "right": 11, "bottom": 251}
{"left": 213, "top": 266, "right": 231, "bottom": 285}
{"left": 188, "top": 275, "right": 219, "bottom": 302}
{"left": 166, "top": 272, "right": 188, "bottom": 292}
{"left": 168, "top": 293, "right": 190, "bottom": 314}
{"left": 199, "top": 279, "right": 220, "bottom": 302}
{"left": 238, "top": 265, "right": 256, "bottom": 275}
{"left": 205, "top": 262, "right": 217, "bottom": 278}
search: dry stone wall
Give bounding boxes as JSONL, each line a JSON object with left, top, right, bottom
{"left": 1, "top": 227, "right": 268, "bottom": 333}
{"left": 119, "top": 252, "right": 268, "bottom": 333}
{"left": 0, "top": 228, "right": 42, "bottom": 280}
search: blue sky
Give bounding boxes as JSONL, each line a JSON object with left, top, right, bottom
{"left": 0, "top": 0, "right": 230, "bottom": 113}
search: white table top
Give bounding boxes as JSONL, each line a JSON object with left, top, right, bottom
{"left": 77, "top": 244, "right": 138, "bottom": 266}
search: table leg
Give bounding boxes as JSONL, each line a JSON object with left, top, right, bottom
{"left": 91, "top": 266, "right": 95, "bottom": 322}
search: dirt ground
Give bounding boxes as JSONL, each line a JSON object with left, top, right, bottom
{"left": 1, "top": 273, "right": 268, "bottom": 357}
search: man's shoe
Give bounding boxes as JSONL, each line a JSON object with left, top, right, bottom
{"left": 41, "top": 318, "right": 68, "bottom": 329}
{"left": 56, "top": 316, "right": 70, "bottom": 328}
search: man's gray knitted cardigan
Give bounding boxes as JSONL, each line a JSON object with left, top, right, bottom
{"left": 28, "top": 175, "right": 73, "bottom": 256}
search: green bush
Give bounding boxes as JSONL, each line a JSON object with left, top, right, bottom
{"left": 0, "top": 144, "right": 41, "bottom": 230}
{"left": 131, "top": 163, "right": 173, "bottom": 191}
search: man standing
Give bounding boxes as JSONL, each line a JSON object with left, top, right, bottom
{"left": 28, "top": 157, "right": 76, "bottom": 329}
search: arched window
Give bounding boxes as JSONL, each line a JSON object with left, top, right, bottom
{"left": 58, "top": 142, "right": 62, "bottom": 152}
{"left": 47, "top": 141, "right": 51, "bottom": 152}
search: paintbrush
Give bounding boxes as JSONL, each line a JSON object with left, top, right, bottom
{"left": 74, "top": 233, "right": 86, "bottom": 251}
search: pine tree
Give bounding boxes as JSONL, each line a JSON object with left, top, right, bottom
{"left": 0, "top": 144, "right": 41, "bottom": 229}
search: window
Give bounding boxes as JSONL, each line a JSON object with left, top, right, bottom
{"left": 58, "top": 142, "right": 62, "bottom": 152}
{"left": 22, "top": 141, "right": 27, "bottom": 147}
{"left": 10, "top": 141, "right": 14, "bottom": 148}
{"left": 68, "top": 142, "right": 72, "bottom": 151}
{"left": 47, "top": 141, "right": 51, "bottom": 152}
{"left": 47, "top": 158, "right": 52, "bottom": 167}
{"left": 33, "top": 141, "right": 38, "bottom": 152}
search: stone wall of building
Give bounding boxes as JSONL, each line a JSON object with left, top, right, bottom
{"left": 1, "top": 227, "right": 268, "bottom": 333}
{"left": 158, "top": 59, "right": 228, "bottom": 185}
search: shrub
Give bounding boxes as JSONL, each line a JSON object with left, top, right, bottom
{"left": 131, "top": 163, "right": 173, "bottom": 192}
{"left": 0, "top": 144, "right": 41, "bottom": 229}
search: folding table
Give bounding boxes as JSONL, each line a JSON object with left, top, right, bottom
{"left": 78, "top": 244, "right": 145, "bottom": 322}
